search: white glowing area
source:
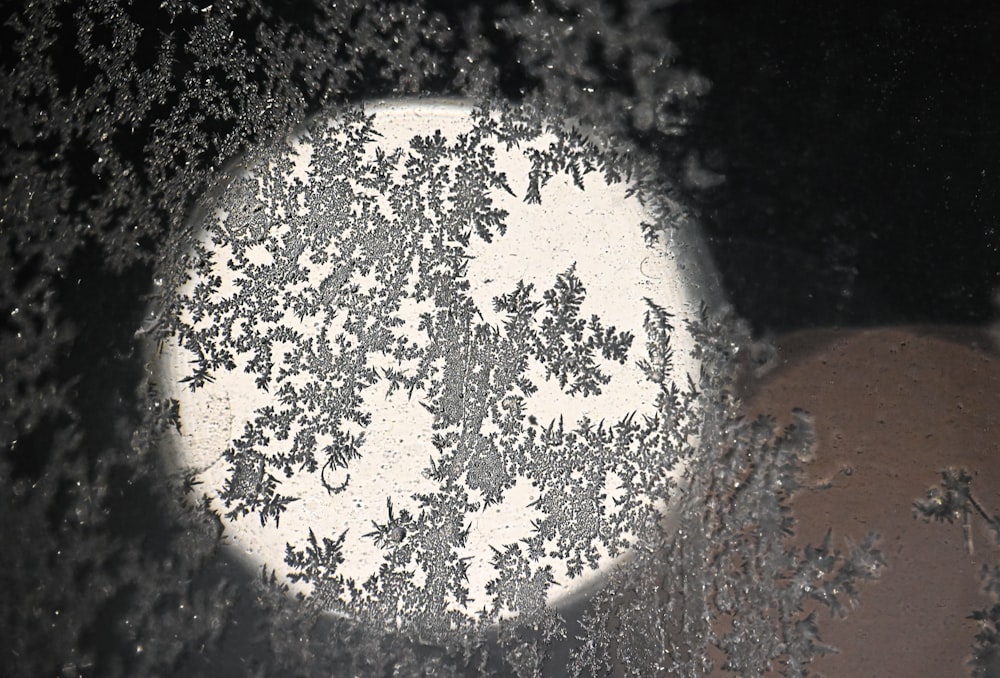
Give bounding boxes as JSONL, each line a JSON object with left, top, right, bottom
{"left": 159, "top": 99, "right": 715, "bottom": 622}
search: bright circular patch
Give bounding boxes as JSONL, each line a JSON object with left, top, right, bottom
{"left": 158, "top": 99, "right": 717, "bottom": 629}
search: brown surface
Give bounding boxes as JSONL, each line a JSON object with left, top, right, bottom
{"left": 745, "top": 326, "right": 1000, "bottom": 677}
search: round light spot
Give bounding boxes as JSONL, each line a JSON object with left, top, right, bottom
{"left": 158, "top": 99, "right": 719, "bottom": 628}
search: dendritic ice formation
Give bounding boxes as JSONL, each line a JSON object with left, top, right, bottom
{"left": 2, "top": 0, "right": 892, "bottom": 674}
{"left": 160, "top": 99, "right": 716, "bottom": 631}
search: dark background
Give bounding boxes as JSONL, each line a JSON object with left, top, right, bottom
{"left": 670, "top": 0, "right": 999, "bottom": 334}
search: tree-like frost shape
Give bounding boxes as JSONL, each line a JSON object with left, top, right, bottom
{"left": 1, "top": 0, "right": 885, "bottom": 673}
{"left": 169, "top": 102, "right": 689, "bottom": 633}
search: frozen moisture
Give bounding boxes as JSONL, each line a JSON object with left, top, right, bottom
{"left": 160, "top": 99, "right": 716, "bottom": 628}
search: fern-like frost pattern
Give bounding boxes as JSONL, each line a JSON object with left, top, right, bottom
{"left": 169, "top": 104, "right": 683, "bottom": 628}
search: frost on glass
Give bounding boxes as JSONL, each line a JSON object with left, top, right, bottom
{"left": 913, "top": 470, "right": 1000, "bottom": 678}
{"left": 1, "top": 0, "right": 894, "bottom": 676}
{"left": 163, "top": 101, "right": 692, "bottom": 633}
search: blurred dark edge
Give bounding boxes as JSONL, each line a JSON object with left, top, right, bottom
{"left": 670, "top": 0, "right": 1000, "bottom": 334}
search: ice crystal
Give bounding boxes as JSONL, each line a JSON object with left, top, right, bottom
{"left": 969, "top": 563, "right": 1000, "bottom": 678}
{"left": 164, "top": 100, "right": 688, "bottom": 636}
{"left": 914, "top": 469, "right": 1000, "bottom": 677}
{"left": 1, "top": 0, "right": 884, "bottom": 676}
{"left": 565, "top": 309, "right": 885, "bottom": 677}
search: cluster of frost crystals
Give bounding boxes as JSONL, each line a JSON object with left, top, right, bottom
{"left": 564, "top": 309, "right": 886, "bottom": 677}
{"left": 1, "top": 0, "right": 887, "bottom": 676}
{"left": 488, "top": 0, "right": 711, "bottom": 135}
{"left": 168, "top": 100, "right": 690, "bottom": 637}
{"left": 2, "top": 0, "right": 483, "bottom": 672}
